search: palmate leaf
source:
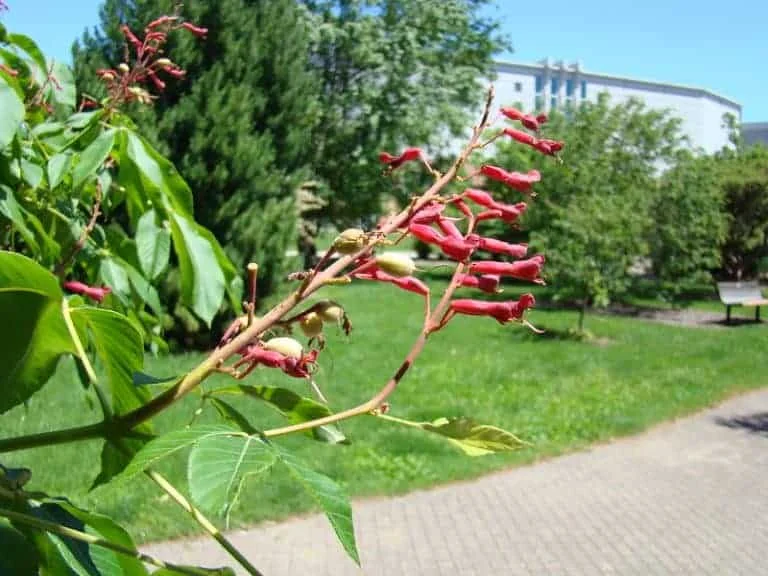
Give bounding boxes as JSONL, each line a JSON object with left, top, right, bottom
{"left": 117, "top": 426, "right": 238, "bottom": 481}
{"left": 187, "top": 434, "right": 278, "bottom": 522}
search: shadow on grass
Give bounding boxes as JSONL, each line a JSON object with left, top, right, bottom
{"left": 714, "top": 412, "right": 768, "bottom": 436}
{"left": 517, "top": 325, "right": 613, "bottom": 346}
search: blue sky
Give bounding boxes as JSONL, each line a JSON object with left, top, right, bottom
{"left": 2, "top": 0, "right": 765, "bottom": 121}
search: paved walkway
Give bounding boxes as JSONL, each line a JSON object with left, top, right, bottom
{"left": 144, "top": 389, "right": 768, "bottom": 575}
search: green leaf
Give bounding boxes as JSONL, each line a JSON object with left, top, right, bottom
{"left": 124, "top": 131, "right": 193, "bottom": 216}
{"left": 209, "top": 397, "right": 259, "bottom": 434}
{"left": 7, "top": 33, "right": 47, "bottom": 74}
{"left": 0, "top": 253, "right": 75, "bottom": 413}
{"left": 0, "top": 520, "right": 40, "bottom": 575}
{"left": 69, "top": 307, "right": 147, "bottom": 416}
{"left": 214, "top": 385, "right": 347, "bottom": 444}
{"left": 124, "top": 262, "right": 162, "bottom": 316}
{"left": 73, "top": 129, "right": 115, "bottom": 189}
{"left": 169, "top": 212, "right": 226, "bottom": 326}
{"left": 0, "top": 184, "right": 39, "bottom": 251}
{"left": 132, "top": 371, "right": 177, "bottom": 386}
{"left": 69, "top": 306, "right": 151, "bottom": 485}
{"left": 0, "top": 74, "right": 24, "bottom": 148}
{"left": 118, "top": 426, "right": 239, "bottom": 481}
{"left": 44, "top": 499, "right": 151, "bottom": 576}
{"left": 420, "top": 417, "right": 527, "bottom": 456}
{"left": 278, "top": 449, "right": 359, "bottom": 565}
{"left": 20, "top": 159, "right": 44, "bottom": 189}
{"left": 0, "top": 250, "right": 62, "bottom": 298}
{"left": 188, "top": 434, "right": 277, "bottom": 520}
{"left": 100, "top": 258, "right": 132, "bottom": 304}
{"left": 48, "top": 152, "right": 73, "bottom": 188}
{"left": 48, "top": 60, "right": 77, "bottom": 110}
{"left": 135, "top": 210, "right": 171, "bottom": 280}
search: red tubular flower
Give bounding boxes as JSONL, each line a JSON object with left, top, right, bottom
{"left": 477, "top": 238, "right": 528, "bottom": 258}
{"left": 469, "top": 255, "right": 545, "bottom": 283}
{"left": 410, "top": 202, "right": 446, "bottom": 224}
{"left": 63, "top": 281, "right": 112, "bottom": 303}
{"left": 449, "top": 293, "right": 536, "bottom": 324}
{"left": 147, "top": 70, "right": 166, "bottom": 90}
{"left": 463, "top": 188, "right": 496, "bottom": 208}
{"left": 356, "top": 270, "right": 429, "bottom": 296}
{"left": 234, "top": 346, "right": 318, "bottom": 379}
{"left": 475, "top": 209, "right": 503, "bottom": 222}
{"left": 408, "top": 222, "right": 444, "bottom": 246}
{"left": 500, "top": 107, "right": 547, "bottom": 132}
{"left": 379, "top": 147, "right": 423, "bottom": 170}
{"left": 496, "top": 201, "right": 528, "bottom": 223}
{"left": 436, "top": 217, "right": 463, "bottom": 240}
{"left": 146, "top": 15, "right": 178, "bottom": 30}
{"left": 480, "top": 166, "right": 541, "bottom": 194}
{"left": 533, "top": 138, "right": 565, "bottom": 156}
{"left": 502, "top": 127, "right": 537, "bottom": 146}
{"left": 438, "top": 234, "right": 480, "bottom": 261}
{"left": 181, "top": 22, "right": 208, "bottom": 38}
{"left": 120, "top": 25, "right": 143, "bottom": 50}
{"left": 457, "top": 273, "right": 502, "bottom": 294}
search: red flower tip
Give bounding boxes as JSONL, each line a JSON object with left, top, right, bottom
{"left": 379, "top": 147, "right": 424, "bottom": 170}
{"left": 449, "top": 293, "right": 536, "bottom": 324}
{"left": 477, "top": 237, "right": 528, "bottom": 259}
{"left": 480, "top": 165, "right": 541, "bottom": 194}
{"left": 468, "top": 255, "right": 545, "bottom": 283}
{"left": 457, "top": 273, "right": 502, "bottom": 294}
{"left": 63, "top": 281, "right": 112, "bottom": 303}
{"left": 120, "top": 25, "right": 143, "bottom": 49}
{"left": 500, "top": 106, "right": 545, "bottom": 131}
{"left": 146, "top": 15, "right": 178, "bottom": 30}
{"left": 181, "top": 22, "right": 208, "bottom": 38}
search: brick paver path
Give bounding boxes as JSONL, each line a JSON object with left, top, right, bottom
{"left": 144, "top": 389, "right": 768, "bottom": 575}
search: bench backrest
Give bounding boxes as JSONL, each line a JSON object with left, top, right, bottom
{"left": 716, "top": 281, "right": 764, "bottom": 304}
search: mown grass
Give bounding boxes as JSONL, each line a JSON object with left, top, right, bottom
{"left": 1, "top": 281, "right": 767, "bottom": 543}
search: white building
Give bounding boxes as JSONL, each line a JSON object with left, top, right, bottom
{"left": 491, "top": 59, "right": 741, "bottom": 154}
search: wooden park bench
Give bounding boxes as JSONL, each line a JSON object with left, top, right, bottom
{"left": 716, "top": 281, "right": 768, "bottom": 323}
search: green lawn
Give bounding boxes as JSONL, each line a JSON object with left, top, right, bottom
{"left": 2, "top": 281, "right": 767, "bottom": 544}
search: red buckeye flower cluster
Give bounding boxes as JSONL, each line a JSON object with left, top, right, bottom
{"left": 95, "top": 14, "right": 207, "bottom": 107}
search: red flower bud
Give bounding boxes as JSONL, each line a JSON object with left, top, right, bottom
{"left": 502, "top": 127, "right": 537, "bottom": 146}
{"left": 438, "top": 234, "right": 479, "bottom": 261}
{"left": 410, "top": 202, "right": 446, "bottom": 224}
{"left": 449, "top": 293, "right": 536, "bottom": 324}
{"left": 379, "top": 147, "right": 423, "bottom": 170}
{"left": 463, "top": 188, "right": 496, "bottom": 208}
{"left": 469, "top": 255, "right": 545, "bottom": 283}
{"left": 146, "top": 15, "right": 178, "bottom": 30}
{"left": 457, "top": 273, "right": 502, "bottom": 294}
{"left": 120, "top": 25, "right": 143, "bottom": 50}
{"left": 408, "top": 222, "right": 444, "bottom": 246}
{"left": 500, "top": 107, "right": 545, "bottom": 132}
{"left": 356, "top": 270, "right": 429, "bottom": 296}
{"left": 63, "top": 281, "right": 112, "bottom": 303}
{"left": 477, "top": 238, "right": 528, "bottom": 258}
{"left": 480, "top": 166, "right": 540, "bottom": 194}
{"left": 147, "top": 70, "right": 166, "bottom": 90}
{"left": 181, "top": 22, "right": 208, "bottom": 38}
{"left": 436, "top": 217, "right": 463, "bottom": 240}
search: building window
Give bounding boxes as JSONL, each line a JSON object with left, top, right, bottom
{"left": 535, "top": 95, "right": 544, "bottom": 111}
{"left": 535, "top": 75, "right": 543, "bottom": 93}
{"left": 514, "top": 81, "right": 523, "bottom": 93}
{"left": 551, "top": 77, "right": 559, "bottom": 94}
{"left": 551, "top": 95, "right": 557, "bottom": 110}
{"left": 580, "top": 80, "right": 587, "bottom": 98}
{"left": 566, "top": 78, "right": 575, "bottom": 97}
